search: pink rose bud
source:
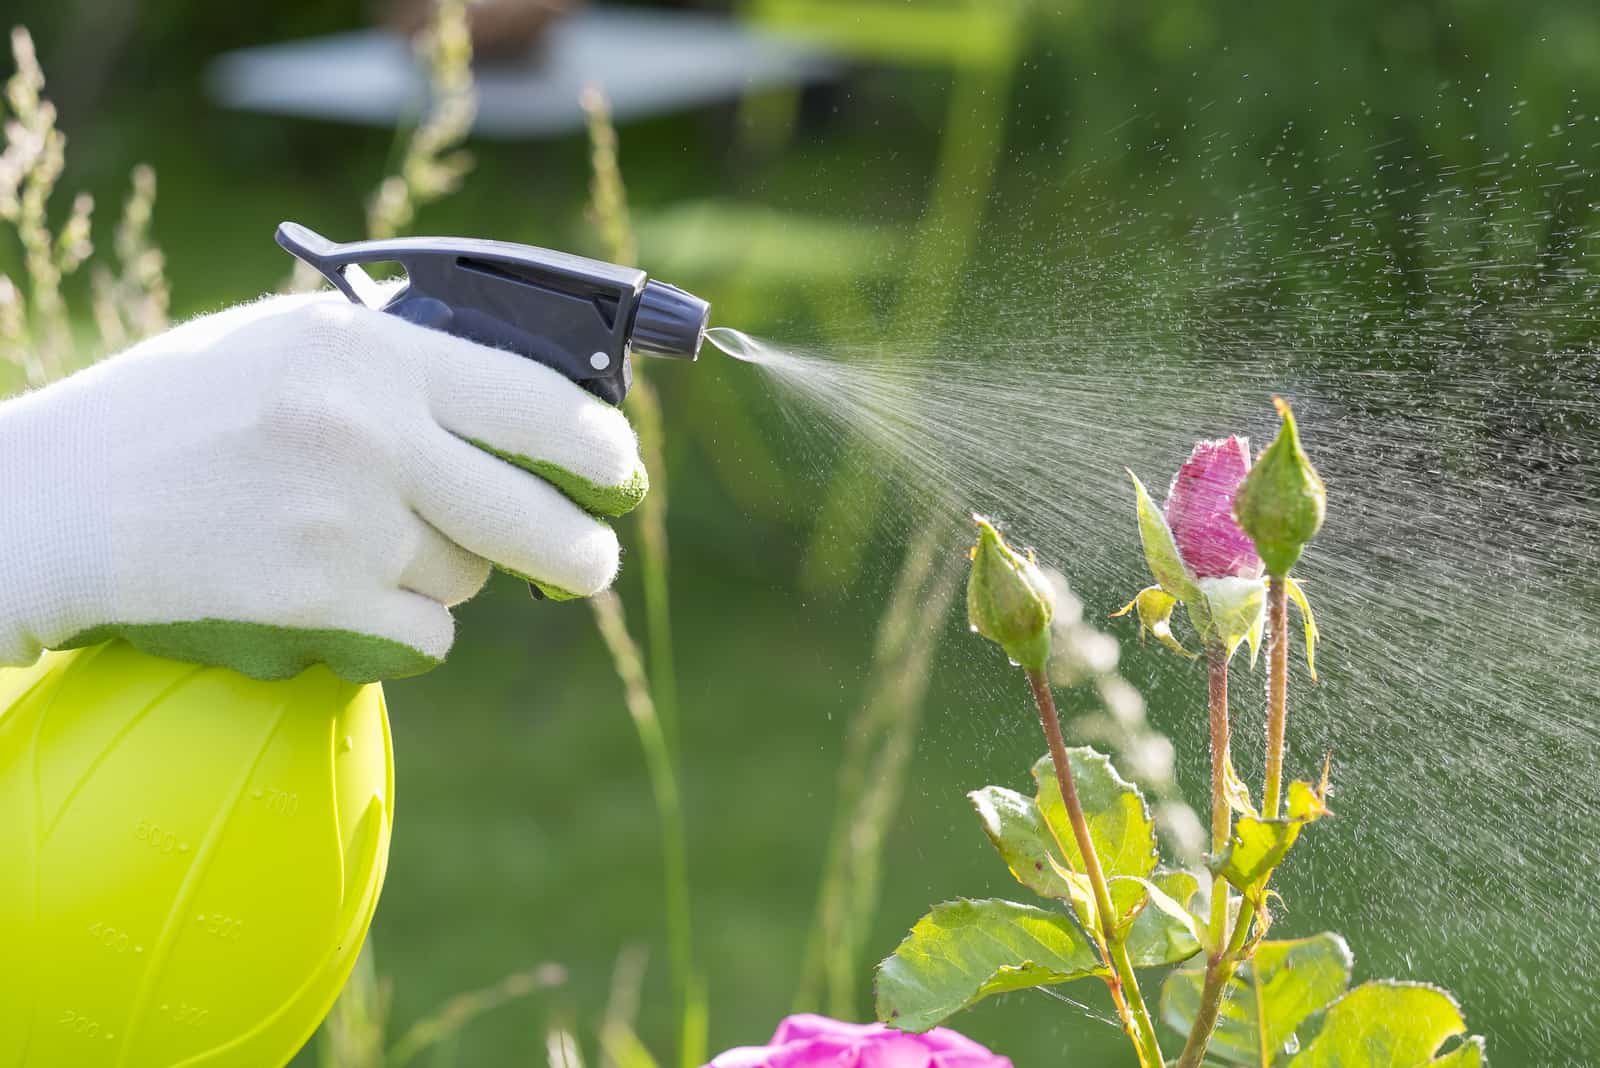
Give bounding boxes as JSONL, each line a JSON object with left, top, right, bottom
{"left": 1164, "top": 436, "right": 1263, "bottom": 580}
{"left": 708, "top": 1014, "right": 1014, "bottom": 1068}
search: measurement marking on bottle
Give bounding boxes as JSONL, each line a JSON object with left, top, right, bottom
{"left": 250, "top": 786, "right": 300, "bottom": 817}
{"left": 57, "top": 1009, "right": 113, "bottom": 1040}
{"left": 195, "top": 912, "right": 244, "bottom": 941}
{"left": 159, "top": 1002, "right": 210, "bottom": 1028}
{"left": 134, "top": 818, "right": 187, "bottom": 855}
{"left": 88, "top": 920, "right": 137, "bottom": 953}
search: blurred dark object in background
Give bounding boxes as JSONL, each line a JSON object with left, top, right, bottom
{"left": 384, "top": 0, "right": 581, "bottom": 60}
{"left": 207, "top": 5, "right": 837, "bottom": 138}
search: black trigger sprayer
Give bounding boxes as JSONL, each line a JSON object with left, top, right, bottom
{"left": 275, "top": 221, "right": 709, "bottom": 406}
{"left": 276, "top": 221, "right": 711, "bottom": 596}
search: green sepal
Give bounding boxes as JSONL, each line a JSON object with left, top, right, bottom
{"left": 1113, "top": 585, "right": 1196, "bottom": 658}
{"left": 1286, "top": 576, "right": 1320, "bottom": 680}
{"left": 873, "top": 898, "right": 1102, "bottom": 1033}
{"left": 1198, "top": 575, "right": 1267, "bottom": 663}
{"left": 1161, "top": 932, "right": 1354, "bottom": 1067}
{"left": 1129, "top": 470, "right": 1201, "bottom": 603}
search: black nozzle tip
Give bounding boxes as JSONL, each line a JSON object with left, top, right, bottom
{"left": 632, "top": 280, "right": 709, "bottom": 361}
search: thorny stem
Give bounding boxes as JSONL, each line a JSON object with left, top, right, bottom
{"left": 1176, "top": 647, "right": 1238, "bottom": 1068}
{"left": 1175, "top": 954, "right": 1239, "bottom": 1068}
{"left": 1205, "top": 647, "right": 1233, "bottom": 946}
{"left": 1027, "top": 669, "right": 1165, "bottom": 1068}
{"left": 1263, "top": 576, "right": 1290, "bottom": 819}
{"left": 1179, "top": 893, "right": 1264, "bottom": 1068}
{"left": 1181, "top": 590, "right": 1298, "bottom": 1068}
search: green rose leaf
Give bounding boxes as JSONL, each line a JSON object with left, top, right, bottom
{"left": 1033, "top": 749, "right": 1159, "bottom": 890}
{"left": 1129, "top": 470, "right": 1201, "bottom": 603}
{"left": 968, "top": 785, "right": 1076, "bottom": 902}
{"left": 1289, "top": 981, "right": 1485, "bottom": 1067}
{"left": 1214, "top": 780, "right": 1330, "bottom": 899}
{"left": 874, "top": 898, "right": 1102, "bottom": 1032}
{"left": 1162, "top": 933, "right": 1354, "bottom": 1066}
{"left": 1117, "top": 868, "right": 1205, "bottom": 967}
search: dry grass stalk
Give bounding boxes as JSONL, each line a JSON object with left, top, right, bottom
{"left": 796, "top": 523, "right": 962, "bottom": 1016}
{"left": 1, "top": 27, "right": 95, "bottom": 382}
{"left": 366, "top": 0, "right": 478, "bottom": 242}
{"left": 91, "top": 163, "right": 168, "bottom": 349}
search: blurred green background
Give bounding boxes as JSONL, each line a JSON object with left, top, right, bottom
{"left": 7, "top": 1, "right": 1600, "bottom": 1065}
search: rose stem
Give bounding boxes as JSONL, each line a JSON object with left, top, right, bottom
{"left": 1180, "top": 586, "right": 1295, "bottom": 1068}
{"left": 1262, "top": 575, "right": 1290, "bottom": 818}
{"left": 1204, "top": 645, "right": 1232, "bottom": 945}
{"left": 1174, "top": 645, "right": 1239, "bottom": 1068}
{"left": 1027, "top": 668, "right": 1165, "bottom": 1068}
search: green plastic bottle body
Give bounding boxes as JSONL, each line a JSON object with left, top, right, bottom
{"left": 0, "top": 640, "right": 394, "bottom": 1068}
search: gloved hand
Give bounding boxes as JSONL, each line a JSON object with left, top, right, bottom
{"left": 0, "top": 290, "right": 648, "bottom": 683}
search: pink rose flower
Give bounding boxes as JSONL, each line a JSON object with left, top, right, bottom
{"left": 707, "top": 1015, "right": 1012, "bottom": 1068}
{"left": 1164, "top": 436, "right": 1262, "bottom": 580}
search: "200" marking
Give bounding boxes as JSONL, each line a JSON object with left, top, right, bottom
{"left": 57, "top": 1009, "right": 113, "bottom": 1040}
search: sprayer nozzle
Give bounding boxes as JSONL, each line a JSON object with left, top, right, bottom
{"left": 632, "top": 280, "right": 709, "bottom": 361}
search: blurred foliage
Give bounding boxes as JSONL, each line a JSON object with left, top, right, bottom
{"left": 3, "top": 0, "right": 1599, "bottom": 1065}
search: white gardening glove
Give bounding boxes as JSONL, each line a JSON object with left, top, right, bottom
{"left": 0, "top": 290, "right": 648, "bottom": 683}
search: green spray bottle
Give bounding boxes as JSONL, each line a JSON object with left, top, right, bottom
{"left": 0, "top": 224, "right": 709, "bottom": 1068}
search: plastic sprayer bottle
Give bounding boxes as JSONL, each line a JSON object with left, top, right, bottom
{"left": 0, "top": 224, "right": 708, "bottom": 1067}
